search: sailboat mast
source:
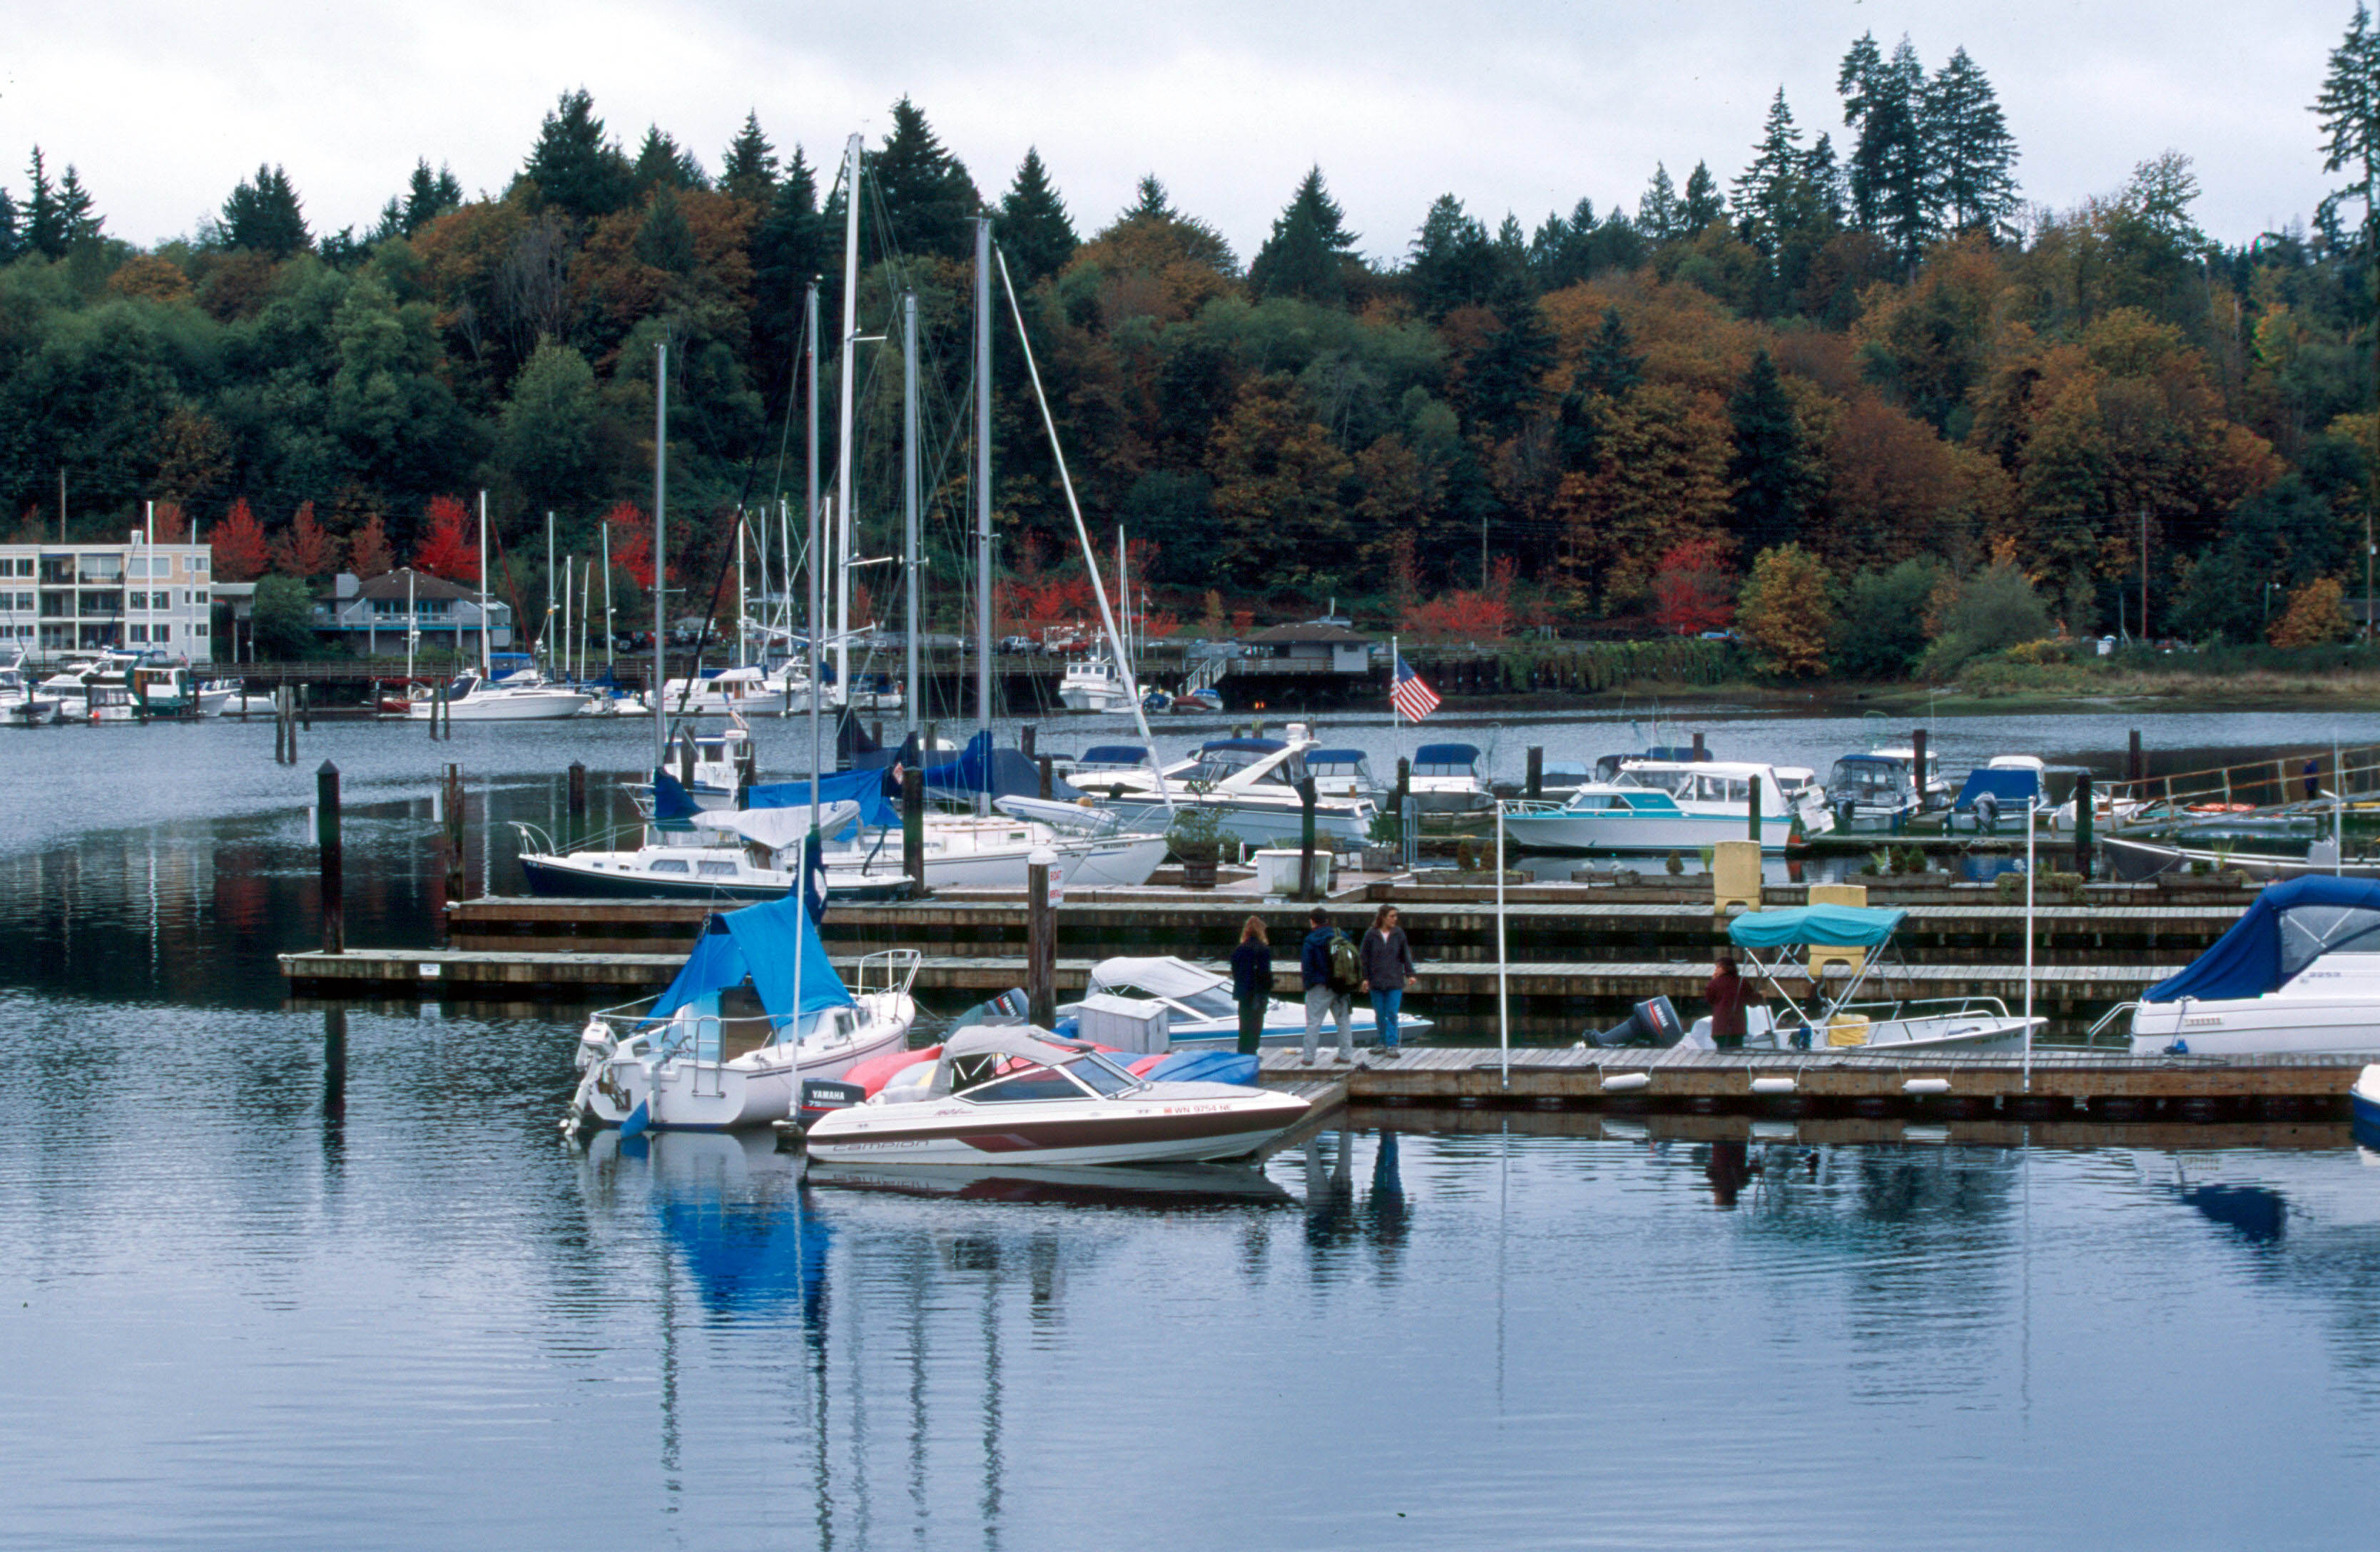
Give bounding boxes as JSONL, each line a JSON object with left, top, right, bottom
{"left": 973, "top": 216, "right": 993, "bottom": 761}
{"left": 902, "top": 290, "right": 921, "bottom": 734}
{"left": 833, "top": 132, "right": 862, "bottom": 723}
{"left": 736, "top": 513, "right": 748, "bottom": 668}
{"left": 601, "top": 521, "right": 613, "bottom": 670}
{"left": 807, "top": 280, "right": 823, "bottom": 790}
{"left": 652, "top": 340, "right": 668, "bottom": 767}
{"left": 476, "top": 489, "right": 490, "bottom": 677}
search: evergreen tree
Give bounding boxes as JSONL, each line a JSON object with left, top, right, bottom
{"left": 873, "top": 97, "right": 980, "bottom": 261}
{"left": 1637, "top": 163, "right": 1682, "bottom": 242}
{"left": 635, "top": 185, "right": 696, "bottom": 273}
{"left": 220, "top": 164, "right": 310, "bottom": 257}
{"left": 523, "top": 88, "right": 633, "bottom": 221}
{"left": 2317, "top": 4, "right": 2380, "bottom": 252}
{"left": 1580, "top": 307, "right": 1644, "bottom": 398}
{"left": 1249, "top": 165, "right": 1359, "bottom": 305}
{"left": 752, "top": 146, "right": 828, "bottom": 391}
{"left": 1726, "top": 349, "right": 1819, "bottom": 555}
{"left": 1924, "top": 47, "right": 2020, "bottom": 236}
{"left": 632, "top": 126, "right": 706, "bottom": 193}
{"left": 1839, "top": 31, "right": 1932, "bottom": 266}
{"left": 21, "top": 147, "right": 63, "bottom": 260}
{"left": 54, "top": 165, "right": 100, "bottom": 245}
{"left": 1679, "top": 161, "right": 1725, "bottom": 235}
{"left": 0, "top": 185, "right": 16, "bottom": 262}
{"left": 1527, "top": 197, "right": 1600, "bottom": 290}
{"left": 375, "top": 159, "right": 463, "bottom": 242}
{"left": 1405, "top": 193, "right": 1495, "bottom": 319}
{"left": 997, "top": 147, "right": 1077, "bottom": 286}
{"left": 718, "top": 111, "right": 778, "bottom": 205}
{"left": 1121, "top": 175, "right": 1174, "bottom": 223}
{"left": 1803, "top": 133, "right": 1847, "bottom": 227}
{"left": 1733, "top": 89, "right": 1809, "bottom": 257}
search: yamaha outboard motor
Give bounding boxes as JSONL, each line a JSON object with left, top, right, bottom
{"left": 1973, "top": 790, "right": 2000, "bottom": 834}
{"left": 1590, "top": 996, "right": 1684, "bottom": 1048}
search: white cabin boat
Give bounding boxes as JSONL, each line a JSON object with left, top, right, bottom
{"left": 1059, "top": 956, "right": 1428, "bottom": 1048}
{"left": 1407, "top": 742, "right": 1492, "bottom": 815}
{"left": 1058, "top": 655, "right": 1142, "bottom": 713}
{"left": 403, "top": 670, "right": 589, "bottom": 721}
{"left": 1082, "top": 732, "right": 1378, "bottom": 849}
{"left": 1501, "top": 760, "right": 1834, "bottom": 854}
{"left": 2122, "top": 877, "right": 2380, "bottom": 1056}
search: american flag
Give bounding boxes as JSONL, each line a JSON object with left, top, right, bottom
{"left": 1390, "top": 654, "right": 1440, "bottom": 722}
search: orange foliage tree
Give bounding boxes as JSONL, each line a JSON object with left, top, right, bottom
{"left": 996, "top": 534, "right": 1098, "bottom": 632}
{"left": 273, "top": 500, "right": 336, "bottom": 578}
{"left": 210, "top": 498, "right": 270, "bottom": 581}
{"left": 1402, "top": 556, "right": 1517, "bottom": 640}
{"left": 1648, "top": 536, "right": 1736, "bottom": 635}
{"left": 151, "top": 502, "right": 190, "bottom": 543}
{"left": 413, "top": 496, "right": 479, "bottom": 581}
{"left": 602, "top": 502, "right": 655, "bottom": 591}
{"left": 349, "top": 514, "right": 395, "bottom": 578}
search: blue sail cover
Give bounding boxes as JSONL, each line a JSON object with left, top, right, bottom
{"left": 650, "top": 769, "right": 701, "bottom": 822}
{"left": 652, "top": 893, "right": 853, "bottom": 1022}
{"left": 2144, "top": 876, "right": 2380, "bottom": 1003}
{"left": 919, "top": 731, "right": 1087, "bottom": 802}
{"left": 1727, "top": 905, "right": 1908, "bottom": 949}
{"left": 746, "top": 766, "right": 897, "bottom": 829}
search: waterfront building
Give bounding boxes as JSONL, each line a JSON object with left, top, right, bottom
{"left": 0, "top": 539, "right": 215, "bottom": 659}
{"left": 311, "top": 570, "right": 512, "bottom": 658}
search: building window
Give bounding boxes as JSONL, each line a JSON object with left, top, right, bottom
{"left": 193, "top": 623, "right": 208, "bottom": 638}
{"left": 40, "top": 556, "right": 73, "bottom": 585}
{"left": 129, "top": 625, "right": 148, "bottom": 642}
{"left": 39, "top": 591, "right": 71, "bottom": 617}
{"left": 193, "top": 557, "right": 208, "bottom": 574}
{"left": 156, "top": 624, "right": 171, "bottom": 642}
{"left": 9, "top": 558, "right": 30, "bottom": 577}
{"left": 78, "top": 555, "right": 122, "bottom": 583}
{"left": 80, "top": 591, "right": 123, "bottom": 618}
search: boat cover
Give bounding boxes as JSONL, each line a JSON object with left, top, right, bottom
{"left": 941, "top": 1026, "right": 1089, "bottom": 1066}
{"left": 1079, "top": 745, "right": 1149, "bottom": 765}
{"left": 747, "top": 766, "right": 898, "bottom": 829}
{"left": 1142, "top": 1051, "right": 1261, "bottom": 1086}
{"left": 2144, "top": 875, "right": 2380, "bottom": 1003}
{"left": 1414, "top": 742, "right": 1480, "bottom": 766}
{"left": 917, "top": 731, "right": 1086, "bottom": 802}
{"left": 651, "top": 770, "right": 701, "bottom": 822}
{"left": 689, "top": 802, "right": 861, "bottom": 850}
{"left": 1727, "top": 905, "right": 1908, "bottom": 949}
{"left": 653, "top": 892, "right": 853, "bottom": 1023}
{"left": 1089, "top": 956, "right": 1229, "bottom": 999}
{"left": 1953, "top": 767, "right": 2043, "bottom": 809}
{"left": 1199, "top": 738, "right": 1286, "bottom": 755}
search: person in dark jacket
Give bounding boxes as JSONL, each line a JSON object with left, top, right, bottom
{"left": 1360, "top": 904, "right": 1415, "bottom": 1053}
{"left": 1300, "top": 907, "right": 1353, "bottom": 1065}
{"left": 1706, "top": 954, "right": 1759, "bottom": 1050}
{"left": 1229, "top": 915, "right": 1272, "bottom": 1056}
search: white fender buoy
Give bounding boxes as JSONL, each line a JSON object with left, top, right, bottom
{"left": 1600, "top": 1072, "right": 1651, "bottom": 1093}
{"left": 1750, "top": 1076, "right": 1796, "bottom": 1095}
{"left": 1903, "top": 1077, "right": 1953, "bottom": 1095}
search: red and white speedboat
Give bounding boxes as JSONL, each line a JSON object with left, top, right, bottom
{"left": 803, "top": 1027, "right": 1309, "bottom": 1166}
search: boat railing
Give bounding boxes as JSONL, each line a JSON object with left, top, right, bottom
{"left": 2088, "top": 1001, "right": 2140, "bottom": 1041}
{"left": 859, "top": 947, "right": 922, "bottom": 998}
{"left": 509, "top": 817, "right": 649, "bottom": 857}
{"left": 1771, "top": 994, "right": 2019, "bottom": 1039}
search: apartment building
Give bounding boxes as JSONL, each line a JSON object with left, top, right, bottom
{"left": 0, "top": 539, "right": 215, "bottom": 659}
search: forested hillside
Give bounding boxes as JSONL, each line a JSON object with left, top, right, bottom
{"left": 9, "top": 19, "right": 2380, "bottom": 674}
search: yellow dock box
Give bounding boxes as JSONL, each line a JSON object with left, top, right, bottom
{"left": 1806, "top": 883, "right": 1869, "bottom": 977}
{"left": 1712, "top": 840, "right": 1762, "bottom": 915}
{"left": 1826, "top": 1014, "right": 1872, "bottom": 1047}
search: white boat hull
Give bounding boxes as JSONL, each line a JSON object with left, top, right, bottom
{"left": 804, "top": 1081, "right": 1308, "bottom": 1165}
{"left": 1503, "top": 810, "right": 1806, "bottom": 854}
{"left": 835, "top": 832, "right": 1169, "bottom": 891}
{"left": 584, "top": 994, "right": 915, "bottom": 1130}
{"left": 2130, "top": 998, "right": 2380, "bottom": 1057}
{"left": 1096, "top": 797, "right": 1370, "bottom": 849}
{"left": 407, "top": 688, "right": 590, "bottom": 720}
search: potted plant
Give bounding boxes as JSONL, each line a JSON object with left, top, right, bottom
{"left": 1168, "top": 805, "right": 1231, "bottom": 890}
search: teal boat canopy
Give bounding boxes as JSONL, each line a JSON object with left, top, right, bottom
{"left": 1726, "top": 904, "right": 1907, "bottom": 949}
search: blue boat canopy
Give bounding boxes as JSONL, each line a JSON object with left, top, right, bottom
{"left": 1079, "top": 745, "right": 1148, "bottom": 764}
{"left": 1306, "top": 748, "right": 1369, "bottom": 766}
{"left": 1200, "top": 738, "right": 1286, "bottom": 755}
{"left": 654, "top": 892, "right": 853, "bottom": 1024}
{"left": 2145, "top": 876, "right": 2380, "bottom": 1003}
{"left": 1414, "top": 742, "right": 1480, "bottom": 766}
{"left": 1953, "top": 767, "right": 2043, "bottom": 809}
{"left": 1727, "top": 904, "right": 1908, "bottom": 949}
{"left": 747, "top": 766, "right": 898, "bottom": 829}
{"left": 915, "top": 731, "right": 1085, "bottom": 802}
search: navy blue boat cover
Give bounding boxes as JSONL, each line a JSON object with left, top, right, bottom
{"left": 1413, "top": 742, "right": 1480, "bottom": 765}
{"left": 1953, "top": 767, "right": 2043, "bottom": 809}
{"left": 653, "top": 892, "right": 853, "bottom": 1023}
{"left": 2144, "top": 875, "right": 2380, "bottom": 1003}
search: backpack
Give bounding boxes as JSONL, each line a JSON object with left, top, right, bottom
{"left": 1327, "top": 931, "right": 1363, "bottom": 994}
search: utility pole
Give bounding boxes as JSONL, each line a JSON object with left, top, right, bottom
{"left": 2140, "top": 502, "right": 2150, "bottom": 645}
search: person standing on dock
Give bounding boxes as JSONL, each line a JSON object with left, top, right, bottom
{"left": 1301, "top": 908, "right": 1356, "bottom": 1065}
{"left": 1231, "top": 916, "right": 1273, "bottom": 1056}
{"left": 1706, "top": 954, "right": 1758, "bottom": 1051}
{"left": 1361, "top": 904, "right": 1415, "bottom": 1053}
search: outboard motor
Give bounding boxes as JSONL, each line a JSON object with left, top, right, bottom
{"left": 951, "top": 988, "right": 1031, "bottom": 1026}
{"left": 1589, "top": 996, "right": 1684, "bottom": 1048}
{"left": 1973, "top": 791, "right": 2000, "bottom": 835}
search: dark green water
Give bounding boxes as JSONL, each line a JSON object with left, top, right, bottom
{"left": 2, "top": 713, "right": 2377, "bottom": 1549}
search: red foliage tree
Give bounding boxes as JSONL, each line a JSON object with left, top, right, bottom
{"left": 1647, "top": 536, "right": 1736, "bottom": 635}
{"left": 413, "top": 495, "right": 479, "bottom": 582}
{"left": 1400, "top": 556, "right": 1516, "bottom": 640}
{"left": 151, "top": 502, "right": 190, "bottom": 543}
{"left": 349, "top": 514, "right": 395, "bottom": 578}
{"left": 602, "top": 502, "right": 653, "bottom": 590}
{"left": 273, "top": 500, "right": 336, "bottom": 578}
{"left": 210, "top": 498, "right": 270, "bottom": 581}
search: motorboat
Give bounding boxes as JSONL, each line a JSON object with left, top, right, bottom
{"left": 1082, "top": 731, "right": 1378, "bottom": 849}
{"left": 1407, "top": 742, "right": 1493, "bottom": 815}
{"left": 802, "top": 1025, "right": 1311, "bottom": 1165}
{"left": 1671, "top": 904, "right": 2041, "bottom": 1053}
{"left": 2121, "top": 877, "right": 2380, "bottom": 1056}
{"left": 1500, "top": 760, "right": 1835, "bottom": 854}
{"left": 634, "top": 723, "right": 758, "bottom": 811}
{"left": 1058, "top": 654, "right": 1143, "bottom": 713}
{"left": 564, "top": 893, "right": 920, "bottom": 1133}
{"left": 0, "top": 653, "right": 62, "bottom": 724}
{"left": 2353, "top": 1065, "right": 2380, "bottom": 1138}
{"left": 822, "top": 806, "right": 1171, "bottom": 891}
{"left": 200, "top": 678, "right": 268, "bottom": 715}
{"left": 1169, "top": 686, "right": 1224, "bottom": 715}
{"left": 1056, "top": 956, "right": 1426, "bottom": 1048}
{"left": 402, "top": 668, "right": 589, "bottom": 720}
{"left": 1303, "top": 747, "right": 1383, "bottom": 802}
{"left": 650, "top": 663, "right": 812, "bottom": 717}
{"left": 806, "top": 1158, "right": 1296, "bottom": 1208}
{"left": 1824, "top": 748, "right": 1946, "bottom": 827}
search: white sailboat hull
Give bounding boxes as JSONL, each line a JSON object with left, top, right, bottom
{"left": 584, "top": 994, "right": 915, "bottom": 1131}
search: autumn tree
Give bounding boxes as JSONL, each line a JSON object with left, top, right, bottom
{"left": 1734, "top": 543, "right": 1835, "bottom": 676}
{"left": 210, "top": 498, "right": 270, "bottom": 582}
{"left": 603, "top": 501, "right": 655, "bottom": 590}
{"left": 2272, "top": 576, "right": 2353, "bottom": 647}
{"left": 1403, "top": 556, "right": 1516, "bottom": 640}
{"left": 273, "top": 501, "right": 336, "bottom": 578}
{"left": 350, "top": 514, "right": 395, "bottom": 578}
{"left": 151, "top": 502, "right": 189, "bottom": 543}
{"left": 1204, "top": 377, "right": 1354, "bottom": 591}
{"left": 413, "top": 496, "right": 478, "bottom": 581}
{"left": 1648, "top": 536, "right": 1736, "bottom": 635}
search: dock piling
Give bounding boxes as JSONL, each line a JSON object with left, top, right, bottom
{"left": 1911, "top": 728, "right": 1929, "bottom": 811}
{"left": 317, "top": 760, "right": 343, "bottom": 954}
{"left": 2128, "top": 729, "right": 2143, "bottom": 784}
{"left": 902, "top": 767, "right": 925, "bottom": 892}
{"left": 1020, "top": 724, "right": 1035, "bottom": 761}
{"left": 1747, "top": 770, "right": 1762, "bottom": 841}
{"left": 2074, "top": 772, "right": 2095, "bottom": 877}
{"left": 1298, "top": 776, "right": 1318, "bottom": 900}
{"left": 1027, "top": 854, "right": 1055, "bottom": 1025}
{"left": 1038, "top": 755, "right": 1054, "bottom": 801}
{"left": 566, "top": 761, "right": 586, "bottom": 817}
{"left": 1527, "top": 747, "right": 1543, "bottom": 800}
{"left": 442, "top": 762, "right": 467, "bottom": 907}
{"left": 300, "top": 681, "right": 312, "bottom": 730}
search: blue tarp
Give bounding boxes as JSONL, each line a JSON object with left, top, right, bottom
{"left": 1143, "top": 1051, "right": 1261, "bottom": 1086}
{"left": 652, "top": 892, "right": 853, "bottom": 1023}
{"left": 1728, "top": 904, "right": 1908, "bottom": 949}
{"left": 747, "top": 766, "right": 898, "bottom": 829}
{"left": 2144, "top": 875, "right": 2380, "bottom": 1003}
{"left": 1953, "top": 768, "right": 2043, "bottom": 810}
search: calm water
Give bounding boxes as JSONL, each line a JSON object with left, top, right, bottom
{"left": 4, "top": 713, "right": 2379, "bottom": 1549}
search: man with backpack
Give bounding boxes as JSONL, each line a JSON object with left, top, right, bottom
{"left": 1301, "top": 907, "right": 1359, "bottom": 1066}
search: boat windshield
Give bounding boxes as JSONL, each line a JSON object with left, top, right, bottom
{"left": 1830, "top": 760, "right": 1911, "bottom": 800}
{"left": 1173, "top": 985, "right": 1238, "bottom": 1020}
{"left": 1067, "top": 1053, "right": 1145, "bottom": 1095}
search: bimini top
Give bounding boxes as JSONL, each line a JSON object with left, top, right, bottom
{"left": 653, "top": 892, "right": 852, "bottom": 1023}
{"left": 1413, "top": 742, "right": 1481, "bottom": 767}
{"left": 1078, "top": 745, "right": 1150, "bottom": 766}
{"left": 1306, "top": 748, "right": 1370, "bottom": 768}
{"left": 1088, "top": 956, "right": 1229, "bottom": 1000}
{"left": 1727, "top": 904, "right": 1908, "bottom": 949}
{"left": 1199, "top": 738, "right": 1287, "bottom": 755}
{"left": 2145, "top": 876, "right": 2380, "bottom": 1004}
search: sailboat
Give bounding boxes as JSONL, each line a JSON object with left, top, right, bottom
{"left": 402, "top": 495, "right": 590, "bottom": 720}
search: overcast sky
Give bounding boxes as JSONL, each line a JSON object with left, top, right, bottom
{"left": 1, "top": 1, "right": 2361, "bottom": 262}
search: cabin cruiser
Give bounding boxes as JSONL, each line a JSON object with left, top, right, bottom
{"left": 516, "top": 800, "right": 915, "bottom": 904}
{"left": 1058, "top": 654, "right": 1143, "bottom": 713}
{"left": 0, "top": 653, "right": 62, "bottom": 724}
{"left": 1671, "top": 904, "right": 2040, "bottom": 1053}
{"left": 402, "top": 668, "right": 589, "bottom": 720}
{"left": 1057, "top": 956, "right": 1425, "bottom": 1048}
{"left": 628, "top": 724, "right": 758, "bottom": 812}
{"left": 1303, "top": 747, "right": 1383, "bottom": 803}
{"left": 564, "top": 894, "right": 919, "bottom": 1133}
{"left": 803, "top": 1025, "right": 1310, "bottom": 1165}
{"left": 1407, "top": 742, "right": 1492, "bottom": 815}
{"left": 2121, "top": 877, "right": 2380, "bottom": 1056}
{"left": 1082, "top": 731, "right": 1378, "bottom": 849}
{"left": 649, "top": 663, "right": 812, "bottom": 717}
{"left": 1824, "top": 748, "right": 1947, "bottom": 827}
{"left": 1500, "top": 760, "right": 1834, "bottom": 854}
